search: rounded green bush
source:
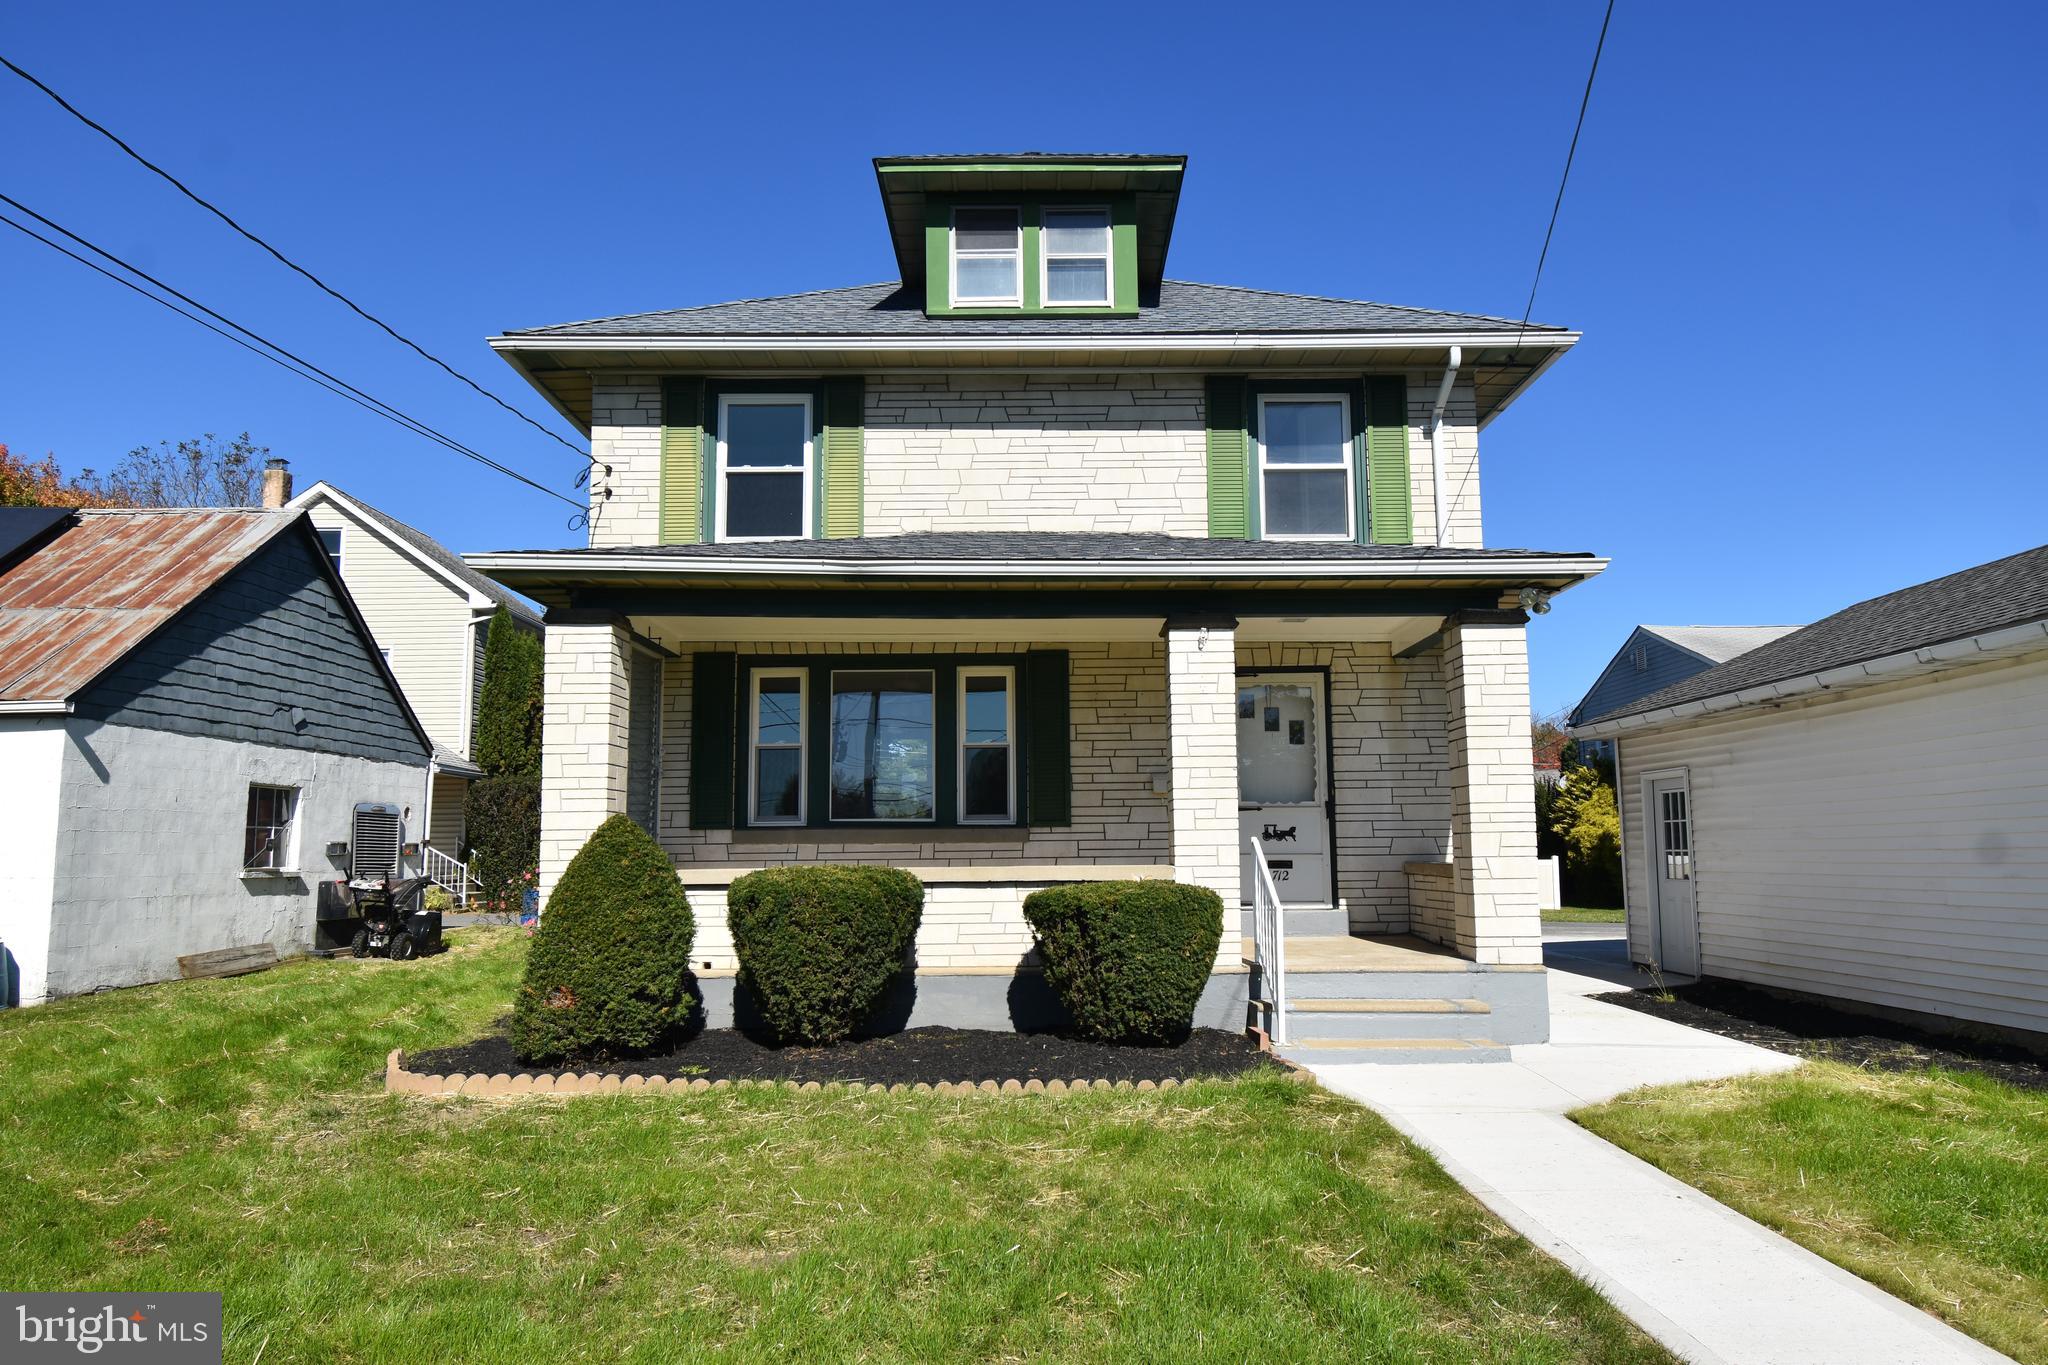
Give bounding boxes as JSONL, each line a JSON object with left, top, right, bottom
{"left": 727, "top": 865, "right": 924, "bottom": 1046}
{"left": 510, "top": 814, "right": 695, "bottom": 1063}
{"left": 1022, "top": 881, "right": 1225, "bottom": 1043}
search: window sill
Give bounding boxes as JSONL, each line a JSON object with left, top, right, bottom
{"left": 240, "top": 868, "right": 306, "bottom": 880}
{"left": 731, "top": 825, "right": 1029, "bottom": 845}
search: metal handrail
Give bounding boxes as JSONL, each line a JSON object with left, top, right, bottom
{"left": 422, "top": 844, "right": 476, "bottom": 909}
{"left": 1249, "top": 837, "right": 1288, "bottom": 1045}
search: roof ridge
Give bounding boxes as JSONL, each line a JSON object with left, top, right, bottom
{"left": 504, "top": 283, "right": 900, "bottom": 334}
{"left": 1161, "top": 279, "right": 1563, "bottom": 330}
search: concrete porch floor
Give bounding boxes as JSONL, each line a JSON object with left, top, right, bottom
{"left": 1243, "top": 932, "right": 1537, "bottom": 973}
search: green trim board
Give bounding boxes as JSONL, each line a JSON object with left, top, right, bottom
{"left": 820, "top": 376, "right": 865, "bottom": 539}
{"left": 924, "top": 193, "right": 1139, "bottom": 317}
{"left": 1364, "top": 375, "right": 1413, "bottom": 545}
{"left": 711, "top": 651, "right": 1068, "bottom": 831}
{"left": 1204, "top": 376, "right": 1251, "bottom": 539}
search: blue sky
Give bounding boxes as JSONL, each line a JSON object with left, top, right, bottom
{"left": 4, "top": 2, "right": 2043, "bottom": 713}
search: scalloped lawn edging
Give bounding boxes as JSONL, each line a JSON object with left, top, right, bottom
{"left": 385, "top": 1048, "right": 1311, "bottom": 1098}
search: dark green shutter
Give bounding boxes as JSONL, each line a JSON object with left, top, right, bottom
{"left": 821, "top": 377, "right": 864, "bottom": 538}
{"left": 1204, "top": 375, "right": 1251, "bottom": 539}
{"left": 1023, "top": 650, "right": 1071, "bottom": 826}
{"left": 689, "top": 652, "right": 737, "bottom": 829}
{"left": 1364, "top": 375, "right": 1413, "bottom": 545}
{"left": 660, "top": 378, "right": 705, "bottom": 544}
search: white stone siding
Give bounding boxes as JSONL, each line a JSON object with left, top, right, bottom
{"left": 587, "top": 379, "right": 662, "bottom": 547}
{"left": 1164, "top": 625, "right": 1240, "bottom": 963}
{"left": 537, "top": 620, "right": 631, "bottom": 906}
{"left": 863, "top": 374, "right": 1208, "bottom": 535}
{"left": 1442, "top": 620, "right": 1543, "bottom": 965}
{"left": 1238, "top": 642, "right": 1453, "bottom": 934}
{"left": 1407, "top": 377, "right": 1483, "bottom": 549}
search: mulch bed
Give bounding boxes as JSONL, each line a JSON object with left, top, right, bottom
{"left": 1596, "top": 980, "right": 2048, "bottom": 1093}
{"left": 410, "top": 1024, "right": 1278, "bottom": 1087}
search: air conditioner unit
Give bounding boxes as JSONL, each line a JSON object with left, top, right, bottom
{"left": 350, "top": 803, "right": 403, "bottom": 881}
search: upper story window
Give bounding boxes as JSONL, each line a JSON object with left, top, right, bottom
{"left": 317, "top": 527, "right": 343, "bottom": 573}
{"left": 1041, "top": 208, "right": 1111, "bottom": 306}
{"left": 950, "top": 207, "right": 1021, "bottom": 306}
{"left": 717, "top": 394, "right": 813, "bottom": 541}
{"left": 1257, "top": 394, "right": 1353, "bottom": 540}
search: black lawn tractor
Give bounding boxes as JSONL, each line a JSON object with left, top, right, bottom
{"left": 345, "top": 874, "right": 442, "bottom": 960}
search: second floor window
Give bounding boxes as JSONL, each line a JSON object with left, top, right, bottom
{"left": 1257, "top": 394, "right": 1354, "bottom": 540}
{"left": 1041, "top": 208, "right": 1111, "bottom": 306}
{"left": 317, "top": 527, "right": 343, "bottom": 573}
{"left": 951, "top": 207, "right": 1021, "bottom": 305}
{"left": 718, "top": 394, "right": 812, "bottom": 541}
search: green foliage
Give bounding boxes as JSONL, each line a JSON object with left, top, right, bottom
{"left": 467, "top": 775, "right": 540, "bottom": 916}
{"left": 726, "top": 866, "right": 923, "bottom": 1046}
{"left": 474, "top": 607, "right": 543, "bottom": 778}
{"left": 1549, "top": 766, "right": 1623, "bottom": 907}
{"left": 1022, "top": 881, "right": 1224, "bottom": 1043}
{"left": 423, "top": 886, "right": 455, "bottom": 915}
{"left": 510, "top": 815, "right": 695, "bottom": 1063}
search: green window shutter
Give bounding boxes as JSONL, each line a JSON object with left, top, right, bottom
{"left": 1364, "top": 375, "right": 1413, "bottom": 545}
{"left": 660, "top": 378, "right": 705, "bottom": 544}
{"left": 1205, "top": 375, "right": 1250, "bottom": 539}
{"left": 821, "top": 377, "right": 865, "bottom": 539}
{"left": 689, "top": 652, "right": 737, "bottom": 829}
{"left": 1022, "top": 650, "right": 1071, "bottom": 826}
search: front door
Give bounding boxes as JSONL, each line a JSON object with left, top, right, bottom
{"left": 1649, "top": 775, "right": 1698, "bottom": 975}
{"left": 1237, "top": 673, "right": 1332, "bottom": 906}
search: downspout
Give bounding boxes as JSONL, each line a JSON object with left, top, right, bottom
{"left": 1425, "top": 345, "right": 1462, "bottom": 545}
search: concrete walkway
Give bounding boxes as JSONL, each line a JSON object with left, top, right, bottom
{"left": 1307, "top": 945, "right": 2012, "bottom": 1365}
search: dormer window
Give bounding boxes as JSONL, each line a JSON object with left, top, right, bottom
{"left": 950, "top": 207, "right": 1021, "bottom": 305}
{"left": 1041, "top": 208, "right": 1111, "bottom": 306}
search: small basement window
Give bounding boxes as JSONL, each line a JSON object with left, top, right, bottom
{"left": 951, "top": 207, "right": 1021, "bottom": 306}
{"left": 244, "top": 784, "right": 297, "bottom": 871}
{"left": 1040, "top": 208, "right": 1111, "bottom": 306}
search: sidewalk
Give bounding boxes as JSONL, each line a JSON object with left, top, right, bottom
{"left": 1307, "top": 952, "right": 2013, "bottom": 1365}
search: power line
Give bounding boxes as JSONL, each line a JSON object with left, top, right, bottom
{"left": 0, "top": 51, "right": 595, "bottom": 468}
{"left": 1516, "top": 0, "right": 1616, "bottom": 346}
{"left": 0, "top": 199, "right": 582, "bottom": 510}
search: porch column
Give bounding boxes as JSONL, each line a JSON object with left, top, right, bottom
{"left": 538, "top": 613, "right": 631, "bottom": 911}
{"left": 1442, "top": 610, "right": 1543, "bottom": 965}
{"left": 1163, "top": 617, "right": 1239, "bottom": 952}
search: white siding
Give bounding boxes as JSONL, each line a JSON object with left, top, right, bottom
{"left": 1618, "top": 650, "right": 2048, "bottom": 1035}
{"left": 0, "top": 718, "right": 67, "bottom": 1006}
{"left": 304, "top": 500, "right": 476, "bottom": 755}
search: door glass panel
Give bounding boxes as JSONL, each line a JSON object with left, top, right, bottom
{"left": 1237, "top": 682, "right": 1318, "bottom": 804}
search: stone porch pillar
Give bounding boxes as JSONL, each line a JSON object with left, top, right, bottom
{"left": 1163, "top": 617, "right": 1239, "bottom": 957}
{"left": 1442, "top": 610, "right": 1543, "bottom": 965}
{"left": 537, "top": 613, "right": 632, "bottom": 911}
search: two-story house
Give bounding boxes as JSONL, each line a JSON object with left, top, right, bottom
{"left": 471, "top": 154, "right": 1605, "bottom": 1059}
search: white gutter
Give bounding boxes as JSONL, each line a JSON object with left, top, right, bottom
{"left": 488, "top": 330, "right": 1580, "bottom": 356}
{"left": 1573, "top": 619, "right": 2048, "bottom": 738}
{"left": 464, "top": 550, "right": 1607, "bottom": 583}
{"left": 0, "top": 699, "right": 73, "bottom": 715}
{"left": 1425, "top": 346, "right": 1462, "bottom": 545}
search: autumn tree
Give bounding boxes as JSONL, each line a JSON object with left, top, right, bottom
{"left": 0, "top": 444, "right": 126, "bottom": 508}
{"left": 71, "top": 432, "right": 269, "bottom": 507}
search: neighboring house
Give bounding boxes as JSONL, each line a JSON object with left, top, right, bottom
{"left": 470, "top": 153, "right": 1607, "bottom": 1059}
{"left": 278, "top": 469, "right": 543, "bottom": 895}
{"left": 1572, "top": 545, "right": 2048, "bottom": 1043}
{"left": 1566, "top": 625, "right": 1797, "bottom": 766}
{"left": 0, "top": 507, "right": 432, "bottom": 1007}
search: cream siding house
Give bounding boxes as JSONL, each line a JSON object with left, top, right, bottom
{"left": 1574, "top": 544, "right": 2048, "bottom": 1043}
{"left": 284, "top": 477, "right": 542, "bottom": 879}
{"left": 472, "top": 154, "right": 1605, "bottom": 1060}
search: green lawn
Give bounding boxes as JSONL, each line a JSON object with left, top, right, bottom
{"left": 0, "top": 929, "right": 1666, "bottom": 1364}
{"left": 1542, "top": 906, "right": 1626, "bottom": 923}
{"left": 1577, "top": 1062, "right": 2048, "bottom": 1364}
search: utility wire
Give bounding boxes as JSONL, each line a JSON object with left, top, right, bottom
{"left": 0, "top": 200, "right": 581, "bottom": 510}
{"left": 1515, "top": 0, "right": 1615, "bottom": 347}
{"left": 0, "top": 51, "right": 595, "bottom": 468}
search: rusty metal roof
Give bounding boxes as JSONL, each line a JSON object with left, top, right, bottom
{"left": 0, "top": 509, "right": 298, "bottom": 705}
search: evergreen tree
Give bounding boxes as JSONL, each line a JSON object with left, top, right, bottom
{"left": 473, "top": 607, "right": 542, "bottom": 778}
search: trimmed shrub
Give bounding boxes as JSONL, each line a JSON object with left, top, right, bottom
{"left": 727, "top": 866, "right": 923, "bottom": 1046}
{"left": 1022, "top": 881, "right": 1225, "bottom": 1043}
{"left": 510, "top": 814, "right": 695, "bottom": 1063}
{"left": 468, "top": 774, "right": 540, "bottom": 916}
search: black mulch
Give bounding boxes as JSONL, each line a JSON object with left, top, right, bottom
{"left": 1596, "top": 980, "right": 2048, "bottom": 1093}
{"left": 409, "top": 1024, "right": 1280, "bottom": 1086}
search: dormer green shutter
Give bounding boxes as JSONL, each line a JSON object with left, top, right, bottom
{"left": 660, "top": 378, "right": 705, "bottom": 544}
{"left": 821, "top": 377, "right": 865, "bottom": 539}
{"left": 1364, "top": 375, "right": 1413, "bottom": 545}
{"left": 1205, "top": 376, "right": 1251, "bottom": 540}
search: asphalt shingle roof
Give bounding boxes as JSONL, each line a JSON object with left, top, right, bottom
{"left": 1581, "top": 543, "right": 2048, "bottom": 726}
{"left": 1640, "top": 625, "right": 1800, "bottom": 664}
{"left": 504, "top": 281, "right": 1568, "bottom": 341}
{"left": 485, "top": 532, "right": 1593, "bottom": 564}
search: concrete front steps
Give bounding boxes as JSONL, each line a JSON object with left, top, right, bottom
{"left": 1256, "top": 934, "right": 1548, "bottom": 1066}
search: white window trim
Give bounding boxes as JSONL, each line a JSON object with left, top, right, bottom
{"left": 828, "top": 667, "right": 938, "bottom": 824}
{"left": 949, "top": 205, "right": 1022, "bottom": 308}
{"left": 243, "top": 783, "right": 300, "bottom": 873}
{"left": 747, "top": 668, "right": 808, "bottom": 826}
{"left": 1037, "top": 206, "right": 1113, "bottom": 309}
{"left": 317, "top": 526, "right": 344, "bottom": 574}
{"left": 716, "top": 393, "right": 815, "bottom": 543}
{"left": 1255, "top": 392, "right": 1355, "bottom": 542}
{"left": 957, "top": 665, "right": 1017, "bottom": 825}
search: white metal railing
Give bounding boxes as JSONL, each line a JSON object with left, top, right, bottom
{"left": 422, "top": 844, "right": 478, "bottom": 909}
{"left": 1249, "top": 837, "right": 1289, "bottom": 1045}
